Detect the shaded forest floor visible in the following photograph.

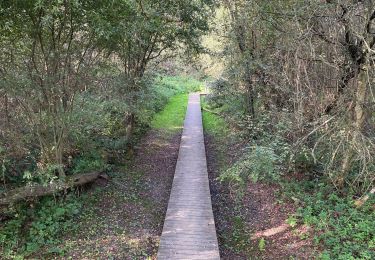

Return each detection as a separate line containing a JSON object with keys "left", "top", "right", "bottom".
{"left": 203, "top": 111, "right": 317, "bottom": 259}
{"left": 54, "top": 130, "right": 181, "bottom": 259}
{"left": 40, "top": 94, "right": 190, "bottom": 259}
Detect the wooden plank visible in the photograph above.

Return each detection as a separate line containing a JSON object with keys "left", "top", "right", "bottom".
{"left": 157, "top": 93, "right": 220, "bottom": 260}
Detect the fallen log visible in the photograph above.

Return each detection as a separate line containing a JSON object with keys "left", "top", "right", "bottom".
{"left": 0, "top": 172, "right": 105, "bottom": 206}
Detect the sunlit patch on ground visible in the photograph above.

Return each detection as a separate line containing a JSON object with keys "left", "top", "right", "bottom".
{"left": 63, "top": 233, "right": 159, "bottom": 259}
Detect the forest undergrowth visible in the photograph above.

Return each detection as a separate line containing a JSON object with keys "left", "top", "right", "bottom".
{"left": 0, "top": 76, "right": 202, "bottom": 259}
{"left": 202, "top": 93, "right": 374, "bottom": 259}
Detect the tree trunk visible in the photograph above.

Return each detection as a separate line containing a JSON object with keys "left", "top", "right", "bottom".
{"left": 354, "top": 66, "right": 368, "bottom": 132}
{"left": 39, "top": 139, "right": 66, "bottom": 178}
{"left": 245, "top": 76, "right": 255, "bottom": 118}
{"left": 55, "top": 143, "right": 65, "bottom": 178}
{"left": 338, "top": 65, "right": 368, "bottom": 188}
{"left": 124, "top": 113, "right": 135, "bottom": 142}
{"left": 55, "top": 127, "right": 66, "bottom": 178}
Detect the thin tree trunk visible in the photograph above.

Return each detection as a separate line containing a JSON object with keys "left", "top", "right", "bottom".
{"left": 245, "top": 76, "right": 255, "bottom": 118}
{"left": 338, "top": 65, "right": 368, "bottom": 188}
{"left": 125, "top": 113, "right": 135, "bottom": 142}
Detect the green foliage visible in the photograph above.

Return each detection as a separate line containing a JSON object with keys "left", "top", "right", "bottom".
{"left": 221, "top": 213, "right": 252, "bottom": 255}
{"left": 207, "top": 74, "right": 375, "bottom": 258}
{"left": 28, "top": 164, "right": 61, "bottom": 184}
{"left": 137, "top": 76, "right": 199, "bottom": 130}
{"left": 258, "top": 238, "right": 266, "bottom": 252}
{"left": 204, "top": 95, "right": 286, "bottom": 192}
{"left": 0, "top": 210, "right": 25, "bottom": 256}
{"left": 220, "top": 145, "right": 281, "bottom": 187}
{"left": 158, "top": 76, "right": 204, "bottom": 93}
{"left": 207, "top": 78, "right": 247, "bottom": 118}
{"left": 201, "top": 100, "right": 229, "bottom": 138}
{"left": 67, "top": 75, "right": 199, "bottom": 169}
{"left": 26, "top": 198, "right": 80, "bottom": 252}
{"left": 69, "top": 88, "right": 130, "bottom": 157}
{"left": 0, "top": 0, "right": 214, "bottom": 181}
{"left": 0, "top": 0, "right": 214, "bottom": 256}
{"left": 0, "top": 196, "right": 81, "bottom": 258}
{"left": 286, "top": 215, "right": 298, "bottom": 228}
{"left": 207, "top": 0, "right": 375, "bottom": 258}
{"left": 293, "top": 145, "right": 316, "bottom": 172}
{"left": 283, "top": 182, "right": 375, "bottom": 259}
{"left": 0, "top": 75, "right": 201, "bottom": 257}
{"left": 150, "top": 75, "right": 203, "bottom": 132}
{"left": 72, "top": 156, "right": 107, "bottom": 174}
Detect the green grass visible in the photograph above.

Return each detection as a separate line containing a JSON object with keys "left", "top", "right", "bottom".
{"left": 151, "top": 94, "right": 189, "bottom": 132}
{"left": 158, "top": 75, "right": 204, "bottom": 93}
{"left": 202, "top": 98, "right": 228, "bottom": 137}
{"left": 151, "top": 76, "right": 205, "bottom": 132}
{"left": 202, "top": 111, "right": 227, "bottom": 136}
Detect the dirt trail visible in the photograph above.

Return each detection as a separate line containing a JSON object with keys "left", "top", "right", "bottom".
{"left": 59, "top": 130, "right": 181, "bottom": 259}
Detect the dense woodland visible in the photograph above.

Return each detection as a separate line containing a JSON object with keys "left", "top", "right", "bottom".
{"left": 0, "top": 0, "right": 212, "bottom": 197}
{"left": 0, "top": 0, "right": 374, "bottom": 259}
{"left": 204, "top": 1, "right": 375, "bottom": 258}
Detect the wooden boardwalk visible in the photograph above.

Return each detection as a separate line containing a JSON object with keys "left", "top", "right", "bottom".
{"left": 157, "top": 94, "right": 220, "bottom": 260}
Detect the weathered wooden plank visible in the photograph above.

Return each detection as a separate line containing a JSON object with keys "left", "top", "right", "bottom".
{"left": 157, "top": 93, "right": 220, "bottom": 260}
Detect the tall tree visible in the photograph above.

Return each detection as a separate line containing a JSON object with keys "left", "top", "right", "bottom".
{"left": 97, "top": 0, "right": 214, "bottom": 139}
{"left": 0, "top": 0, "right": 103, "bottom": 178}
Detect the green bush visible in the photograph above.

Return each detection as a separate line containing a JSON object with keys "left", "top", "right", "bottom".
{"left": 68, "top": 74, "right": 203, "bottom": 162}
{"left": 293, "top": 145, "right": 316, "bottom": 172}
{"left": 220, "top": 145, "right": 281, "bottom": 187}
{"left": 0, "top": 210, "right": 25, "bottom": 256}
{"left": 72, "top": 155, "right": 107, "bottom": 174}
{"left": 26, "top": 198, "right": 80, "bottom": 252}
{"left": 283, "top": 181, "right": 375, "bottom": 259}
{"left": 0, "top": 196, "right": 81, "bottom": 258}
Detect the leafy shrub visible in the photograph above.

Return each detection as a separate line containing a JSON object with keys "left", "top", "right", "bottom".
{"left": 220, "top": 145, "right": 281, "bottom": 188}
{"left": 72, "top": 155, "right": 107, "bottom": 174}
{"left": 0, "top": 209, "right": 25, "bottom": 256}
{"left": 284, "top": 181, "right": 375, "bottom": 259}
{"left": 22, "top": 164, "right": 61, "bottom": 184}
{"left": 0, "top": 196, "right": 81, "bottom": 257}
{"left": 293, "top": 145, "right": 316, "bottom": 172}
{"left": 68, "top": 74, "right": 203, "bottom": 164}
{"left": 26, "top": 197, "right": 80, "bottom": 252}
{"left": 201, "top": 108, "right": 229, "bottom": 138}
